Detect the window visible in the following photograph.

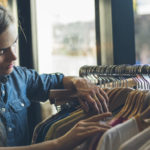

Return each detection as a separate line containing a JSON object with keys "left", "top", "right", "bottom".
{"left": 134, "top": 0, "right": 150, "bottom": 64}
{"left": 35, "top": 0, "right": 96, "bottom": 75}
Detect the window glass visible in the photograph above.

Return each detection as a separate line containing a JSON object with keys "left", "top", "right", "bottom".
{"left": 36, "top": 0, "right": 96, "bottom": 75}
{"left": 134, "top": 0, "right": 150, "bottom": 64}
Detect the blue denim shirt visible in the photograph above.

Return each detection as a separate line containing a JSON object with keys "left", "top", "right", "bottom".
{"left": 0, "top": 66, "right": 64, "bottom": 146}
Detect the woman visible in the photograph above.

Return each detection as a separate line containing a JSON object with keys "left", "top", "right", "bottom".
{"left": 0, "top": 5, "right": 111, "bottom": 149}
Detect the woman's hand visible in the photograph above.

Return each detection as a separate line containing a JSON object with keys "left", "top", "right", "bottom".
{"left": 57, "top": 112, "right": 112, "bottom": 150}
{"left": 63, "top": 76, "right": 109, "bottom": 114}
{"left": 72, "top": 77, "right": 109, "bottom": 114}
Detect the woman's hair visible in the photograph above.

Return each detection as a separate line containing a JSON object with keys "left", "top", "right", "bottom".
{"left": 0, "top": 5, "right": 14, "bottom": 34}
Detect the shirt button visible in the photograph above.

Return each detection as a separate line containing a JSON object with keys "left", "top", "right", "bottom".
{"left": 8, "top": 127, "right": 12, "bottom": 132}
{"left": 1, "top": 108, "right": 5, "bottom": 112}
{"left": 20, "top": 102, "right": 24, "bottom": 107}
{"left": 2, "top": 90, "right": 5, "bottom": 95}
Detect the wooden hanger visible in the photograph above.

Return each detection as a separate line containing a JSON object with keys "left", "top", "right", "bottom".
{"left": 140, "top": 92, "right": 150, "bottom": 113}
{"left": 127, "top": 91, "right": 144, "bottom": 119}
{"left": 109, "top": 88, "right": 133, "bottom": 112}
{"left": 135, "top": 105, "right": 150, "bottom": 131}
{"left": 121, "top": 90, "right": 139, "bottom": 118}
{"left": 131, "top": 91, "right": 149, "bottom": 118}
{"left": 49, "top": 89, "right": 78, "bottom": 105}
{"left": 113, "top": 91, "right": 135, "bottom": 119}
{"left": 100, "top": 78, "right": 137, "bottom": 89}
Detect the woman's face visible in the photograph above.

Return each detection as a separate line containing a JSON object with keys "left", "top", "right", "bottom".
{"left": 0, "top": 23, "right": 17, "bottom": 75}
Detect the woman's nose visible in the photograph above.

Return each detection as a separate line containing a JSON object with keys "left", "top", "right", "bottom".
{"left": 7, "top": 46, "right": 17, "bottom": 61}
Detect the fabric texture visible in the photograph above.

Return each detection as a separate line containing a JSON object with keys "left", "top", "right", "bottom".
{"left": 108, "top": 117, "right": 127, "bottom": 127}
{"left": 32, "top": 112, "right": 69, "bottom": 144}
{"left": 37, "top": 113, "right": 70, "bottom": 143}
{"left": 45, "top": 110, "right": 85, "bottom": 141}
{"left": 96, "top": 118, "right": 139, "bottom": 150}
{"left": 135, "top": 115, "right": 150, "bottom": 132}
{"left": 53, "top": 111, "right": 92, "bottom": 139}
{"left": 32, "top": 103, "right": 80, "bottom": 144}
{"left": 138, "top": 139, "right": 150, "bottom": 150}
{"left": 0, "top": 117, "right": 6, "bottom": 146}
{"left": 0, "top": 66, "right": 64, "bottom": 146}
{"left": 119, "top": 127, "right": 150, "bottom": 150}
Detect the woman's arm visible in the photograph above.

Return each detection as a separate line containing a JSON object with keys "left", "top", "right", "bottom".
{"left": 0, "top": 139, "right": 60, "bottom": 150}
{"left": 0, "top": 112, "right": 111, "bottom": 150}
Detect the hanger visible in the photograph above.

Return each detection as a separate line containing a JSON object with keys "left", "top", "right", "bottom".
{"left": 127, "top": 91, "right": 144, "bottom": 119}
{"left": 140, "top": 92, "right": 150, "bottom": 113}
{"left": 136, "top": 90, "right": 149, "bottom": 115}
{"left": 121, "top": 90, "right": 139, "bottom": 119}
{"left": 49, "top": 89, "right": 78, "bottom": 105}
{"left": 113, "top": 90, "right": 136, "bottom": 119}
{"left": 109, "top": 88, "right": 133, "bottom": 112}
{"left": 107, "top": 88, "right": 122, "bottom": 102}
{"left": 141, "top": 75, "right": 150, "bottom": 90}
{"left": 135, "top": 105, "right": 150, "bottom": 131}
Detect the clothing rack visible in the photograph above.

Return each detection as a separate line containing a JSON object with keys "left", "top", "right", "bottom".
{"left": 49, "top": 64, "right": 150, "bottom": 105}
{"left": 41, "top": 65, "right": 150, "bottom": 150}
{"left": 79, "top": 64, "right": 150, "bottom": 89}
{"left": 79, "top": 64, "right": 150, "bottom": 77}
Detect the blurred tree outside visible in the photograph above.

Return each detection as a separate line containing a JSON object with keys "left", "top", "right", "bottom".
{"left": 52, "top": 21, "right": 95, "bottom": 56}
{"left": 134, "top": 0, "right": 150, "bottom": 64}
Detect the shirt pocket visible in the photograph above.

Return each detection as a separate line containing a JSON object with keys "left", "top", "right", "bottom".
{"left": 9, "top": 96, "right": 31, "bottom": 113}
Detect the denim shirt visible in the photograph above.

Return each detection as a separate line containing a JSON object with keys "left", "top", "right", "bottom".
{"left": 0, "top": 66, "right": 64, "bottom": 146}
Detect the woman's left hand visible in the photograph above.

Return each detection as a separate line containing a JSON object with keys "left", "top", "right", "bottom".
{"left": 57, "top": 112, "right": 112, "bottom": 150}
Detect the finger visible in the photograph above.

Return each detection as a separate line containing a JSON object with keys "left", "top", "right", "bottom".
{"left": 78, "top": 126, "right": 109, "bottom": 133}
{"left": 78, "top": 127, "right": 108, "bottom": 137}
{"left": 84, "top": 112, "right": 112, "bottom": 122}
{"left": 99, "top": 88, "right": 109, "bottom": 104}
{"left": 78, "top": 98, "right": 89, "bottom": 113}
{"left": 96, "top": 92, "right": 109, "bottom": 112}
{"left": 78, "top": 121, "right": 111, "bottom": 128}
{"left": 92, "top": 95, "right": 104, "bottom": 113}
{"left": 84, "top": 95, "right": 100, "bottom": 114}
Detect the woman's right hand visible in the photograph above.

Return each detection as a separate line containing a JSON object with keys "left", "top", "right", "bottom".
{"left": 57, "top": 112, "right": 112, "bottom": 150}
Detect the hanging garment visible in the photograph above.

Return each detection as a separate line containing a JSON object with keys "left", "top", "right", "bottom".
{"left": 73, "top": 133, "right": 103, "bottom": 150}
{"left": 109, "top": 90, "right": 148, "bottom": 127}
{"left": 0, "top": 118, "right": 6, "bottom": 146}
{"left": 134, "top": 114, "right": 150, "bottom": 132}
{"left": 119, "top": 127, "right": 150, "bottom": 150}
{"left": 96, "top": 118, "right": 139, "bottom": 150}
{"left": 141, "top": 92, "right": 150, "bottom": 112}
{"left": 53, "top": 112, "right": 92, "bottom": 139}
{"left": 45, "top": 109, "right": 88, "bottom": 141}
{"left": 36, "top": 113, "right": 70, "bottom": 143}
{"left": 108, "top": 88, "right": 133, "bottom": 112}
{"left": 138, "top": 140, "right": 150, "bottom": 150}
{"left": 32, "top": 105, "right": 78, "bottom": 144}
{"left": 88, "top": 132, "right": 103, "bottom": 150}
{"left": 73, "top": 122, "right": 108, "bottom": 150}
{"left": 32, "top": 110, "right": 69, "bottom": 144}
{"left": 108, "top": 117, "right": 127, "bottom": 127}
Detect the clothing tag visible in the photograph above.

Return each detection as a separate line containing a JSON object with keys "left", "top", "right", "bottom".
{"left": 100, "top": 116, "right": 113, "bottom": 122}
{"left": 144, "top": 119, "right": 150, "bottom": 124}
{"left": 99, "top": 120, "right": 108, "bottom": 126}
